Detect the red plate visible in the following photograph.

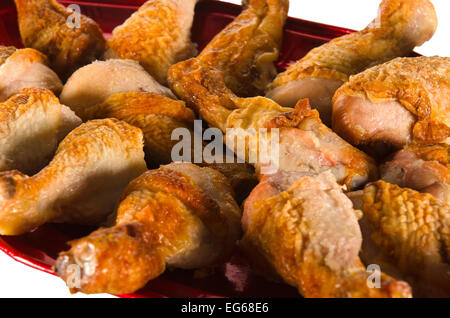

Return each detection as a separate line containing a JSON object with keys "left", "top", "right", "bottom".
{"left": 0, "top": 0, "right": 353, "bottom": 298}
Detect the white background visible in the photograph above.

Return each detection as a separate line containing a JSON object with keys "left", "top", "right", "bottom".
{"left": 0, "top": 0, "right": 449, "bottom": 298}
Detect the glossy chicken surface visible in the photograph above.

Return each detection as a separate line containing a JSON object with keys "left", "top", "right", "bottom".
{"left": 241, "top": 172, "right": 411, "bottom": 298}
{"left": 79, "top": 92, "right": 195, "bottom": 166}
{"left": 381, "top": 144, "right": 450, "bottom": 204}
{"left": 170, "top": 55, "right": 377, "bottom": 189}
{"left": 359, "top": 181, "right": 450, "bottom": 297}
{"left": 199, "top": 0, "right": 289, "bottom": 97}
{"left": 0, "top": 88, "right": 81, "bottom": 175}
{"left": 80, "top": 91, "right": 257, "bottom": 202}
{"left": 55, "top": 163, "right": 241, "bottom": 294}
{"left": 169, "top": 0, "right": 289, "bottom": 114}
{"left": 333, "top": 56, "right": 450, "bottom": 153}
{"left": 0, "top": 119, "right": 147, "bottom": 236}
{"left": 0, "top": 47, "right": 62, "bottom": 102}
{"left": 168, "top": 0, "right": 289, "bottom": 128}
{"left": 14, "top": 0, "right": 106, "bottom": 79}
{"left": 60, "top": 59, "right": 174, "bottom": 115}
{"left": 266, "top": 0, "right": 437, "bottom": 126}
{"left": 105, "top": 0, "right": 199, "bottom": 85}
{"left": 168, "top": 0, "right": 377, "bottom": 191}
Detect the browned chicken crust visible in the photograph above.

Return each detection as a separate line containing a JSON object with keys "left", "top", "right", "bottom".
{"left": 269, "top": 0, "right": 436, "bottom": 85}
{"left": 361, "top": 181, "right": 450, "bottom": 297}
{"left": 403, "top": 144, "right": 450, "bottom": 167}
{"left": 80, "top": 91, "right": 258, "bottom": 202}
{"left": 15, "top": 0, "right": 106, "bottom": 79}
{"left": 169, "top": 57, "right": 235, "bottom": 132}
{"left": 333, "top": 56, "right": 450, "bottom": 147}
{"left": 266, "top": 0, "right": 437, "bottom": 125}
{"left": 198, "top": 0, "right": 289, "bottom": 97}
{"left": 169, "top": 0, "right": 377, "bottom": 190}
{"left": 168, "top": 0, "right": 289, "bottom": 118}
{"left": 55, "top": 163, "right": 241, "bottom": 294}
{"left": 198, "top": 162, "right": 258, "bottom": 204}
{"left": 170, "top": 59, "right": 377, "bottom": 188}
{"left": 0, "top": 88, "right": 80, "bottom": 175}
{"left": 171, "top": 1, "right": 413, "bottom": 298}
{"left": 168, "top": 0, "right": 289, "bottom": 128}
{"left": 0, "top": 119, "right": 147, "bottom": 236}
{"left": 0, "top": 46, "right": 16, "bottom": 66}
{"left": 0, "top": 48, "right": 63, "bottom": 102}
{"left": 241, "top": 172, "right": 412, "bottom": 298}
{"left": 105, "top": 0, "right": 199, "bottom": 85}
{"left": 79, "top": 92, "right": 195, "bottom": 166}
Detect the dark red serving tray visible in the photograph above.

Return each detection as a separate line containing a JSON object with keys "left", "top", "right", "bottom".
{"left": 0, "top": 0, "right": 353, "bottom": 298}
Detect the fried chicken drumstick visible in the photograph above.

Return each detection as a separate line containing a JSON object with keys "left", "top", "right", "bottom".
{"left": 266, "top": 0, "right": 437, "bottom": 125}
{"left": 0, "top": 119, "right": 147, "bottom": 235}
{"left": 79, "top": 92, "right": 195, "bottom": 166}
{"left": 55, "top": 163, "right": 241, "bottom": 295}
{"left": 105, "top": 0, "right": 199, "bottom": 85}
{"left": 198, "top": 0, "right": 289, "bottom": 97}
{"left": 333, "top": 56, "right": 450, "bottom": 154}
{"left": 0, "top": 47, "right": 62, "bottom": 102}
{"left": 241, "top": 172, "right": 412, "bottom": 298}
{"left": 14, "top": 0, "right": 106, "bottom": 79}
{"left": 354, "top": 181, "right": 450, "bottom": 297}
{"left": 169, "top": 0, "right": 289, "bottom": 129}
{"left": 0, "top": 88, "right": 80, "bottom": 175}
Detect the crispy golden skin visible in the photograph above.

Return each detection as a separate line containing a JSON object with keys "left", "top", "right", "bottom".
{"left": 240, "top": 172, "right": 412, "bottom": 298}
{"left": 55, "top": 163, "right": 241, "bottom": 295}
{"left": 170, "top": 61, "right": 377, "bottom": 189}
{"left": 79, "top": 92, "right": 195, "bottom": 166}
{"left": 169, "top": 1, "right": 376, "bottom": 190}
{"left": 168, "top": 0, "right": 289, "bottom": 127}
{"left": 105, "top": 0, "right": 199, "bottom": 85}
{"left": 333, "top": 57, "right": 450, "bottom": 148}
{"left": 169, "top": 57, "right": 235, "bottom": 132}
{"left": 266, "top": 0, "right": 437, "bottom": 124}
{"left": 0, "top": 88, "right": 81, "bottom": 175}
{"left": 0, "top": 48, "right": 62, "bottom": 102}
{"left": 14, "top": 0, "right": 106, "bottom": 79}
{"left": 406, "top": 144, "right": 450, "bottom": 167}
{"left": 270, "top": 0, "right": 437, "bottom": 84}
{"left": 79, "top": 92, "right": 257, "bottom": 202}
{"left": 0, "top": 46, "right": 16, "bottom": 66}
{"left": 168, "top": 0, "right": 289, "bottom": 117}
{"left": 361, "top": 181, "right": 450, "bottom": 297}
{"left": 198, "top": 0, "right": 289, "bottom": 97}
{"left": 0, "top": 119, "right": 147, "bottom": 236}
{"left": 381, "top": 144, "right": 450, "bottom": 204}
